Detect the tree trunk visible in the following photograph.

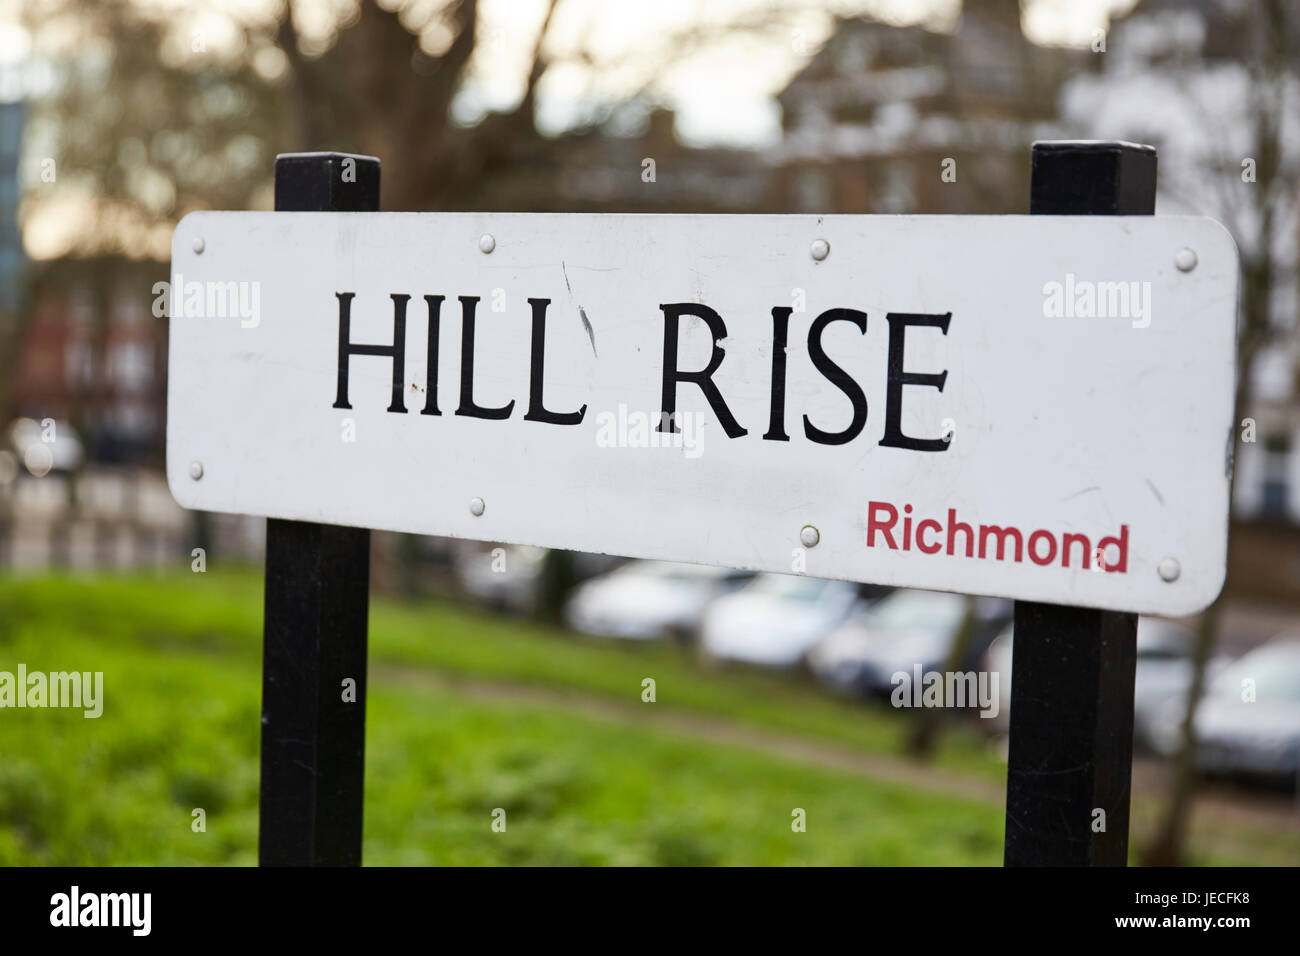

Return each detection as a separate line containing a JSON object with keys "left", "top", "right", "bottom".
{"left": 906, "top": 594, "right": 978, "bottom": 758}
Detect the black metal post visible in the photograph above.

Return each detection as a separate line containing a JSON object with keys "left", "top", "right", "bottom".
{"left": 1003, "top": 141, "right": 1153, "bottom": 866}
{"left": 259, "top": 152, "right": 379, "bottom": 866}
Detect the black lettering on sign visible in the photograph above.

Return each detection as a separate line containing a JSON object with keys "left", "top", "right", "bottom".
{"left": 523, "top": 297, "right": 586, "bottom": 425}
{"left": 421, "top": 295, "right": 444, "bottom": 416}
{"left": 333, "top": 291, "right": 408, "bottom": 414}
{"left": 455, "top": 295, "right": 515, "bottom": 421}
{"left": 329, "top": 292, "right": 954, "bottom": 451}
{"left": 763, "top": 306, "right": 792, "bottom": 442}
{"left": 879, "top": 311, "right": 952, "bottom": 452}
{"left": 803, "top": 308, "right": 868, "bottom": 446}
{"left": 657, "top": 303, "right": 747, "bottom": 439}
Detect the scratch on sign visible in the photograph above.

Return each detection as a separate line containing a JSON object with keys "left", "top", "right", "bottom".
{"left": 561, "top": 261, "right": 598, "bottom": 357}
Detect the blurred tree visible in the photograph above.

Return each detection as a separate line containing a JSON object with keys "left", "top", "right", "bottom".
{"left": 906, "top": 594, "right": 978, "bottom": 758}
{"left": 20, "top": 0, "right": 288, "bottom": 248}
{"left": 17, "top": 0, "right": 823, "bottom": 225}
{"left": 273, "top": 0, "right": 561, "bottom": 212}
{"left": 535, "top": 548, "right": 577, "bottom": 625}
{"left": 5, "top": 0, "right": 289, "bottom": 452}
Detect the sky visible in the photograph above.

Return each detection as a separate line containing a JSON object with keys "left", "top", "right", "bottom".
{"left": 0, "top": 0, "right": 1138, "bottom": 146}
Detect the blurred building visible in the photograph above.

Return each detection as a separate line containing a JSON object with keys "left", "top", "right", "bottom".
{"left": 0, "top": 95, "right": 27, "bottom": 434}
{"left": 464, "top": 1, "right": 1087, "bottom": 219}
{"left": 555, "top": 108, "right": 769, "bottom": 212}
{"left": 0, "top": 99, "right": 23, "bottom": 313}
{"left": 451, "top": 106, "right": 771, "bottom": 214}
{"left": 8, "top": 256, "right": 168, "bottom": 466}
{"left": 770, "top": 0, "right": 1088, "bottom": 215}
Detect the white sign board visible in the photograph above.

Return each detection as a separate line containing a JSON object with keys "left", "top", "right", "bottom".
{"left": 167, "top": 213, "right": 1237, "bottom": 615}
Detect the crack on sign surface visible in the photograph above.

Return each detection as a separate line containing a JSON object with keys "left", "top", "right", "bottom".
{"left": 1145, "top": 478, "right": 1164, "bottom": 506}
{"left": 578, "top": 306, "right": 596, "bottom": 356}
{"left": 1061, "top": 485, "right": 1100, "bottom": 502}
{"left": 561, "top": 260, "right": 598, "bottom": 357}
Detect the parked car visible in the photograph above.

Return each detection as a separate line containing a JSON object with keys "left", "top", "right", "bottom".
{"left": 1130, "top": 620, "right": 1230, "bottom": 752}
{"left": 6, "top": 417, "right": 84, "bottom": 477}
{"left": 565, "top": 560, "right": 754, "bottom": 640}
{"left": 808, "top": 589, "right": 1011, "bottom": 698}
{"left": 983, "top": 617, "right": 1230, "bottom": 741}
{"left": 1148, "top": 637, "right": 1300, "bottom": 786}
{"left": 456, "top": 544, "right": 624, "bottom": 614}
{"left": 455, "top": 543, "right": 551, "bottom": 613}
{"left": 699, "top": 574, "right": 867, "bottom": 667}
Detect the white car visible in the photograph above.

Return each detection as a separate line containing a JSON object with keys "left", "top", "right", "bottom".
{"left": 7, "top": 417, "right": 84, "bottom": 476}
{"left": 808, "top": 590, "right": 1010, "bottom": 697}
{"left": 454, "top": 543, "right": 550, "bottom": 613}
{"left": 1148, "top": 637, "right": 1300, "bottom": 783}
{"left": 700, "top": 574, "right": 863, "bottom": 667}
{"left": 565, "top": 561, "right": 753, "bottom": 640}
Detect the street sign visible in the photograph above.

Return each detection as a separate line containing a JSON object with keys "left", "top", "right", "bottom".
{"left": 167, "top": 211, "right": 1237, "bottom": 616}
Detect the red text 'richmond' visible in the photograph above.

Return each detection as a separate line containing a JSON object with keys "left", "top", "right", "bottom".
{"left": 866, "top": 501, "right": 1128, "bottom": 572}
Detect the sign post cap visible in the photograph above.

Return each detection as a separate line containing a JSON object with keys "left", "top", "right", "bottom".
{"left": 1029, "top": 140, "right": 1157, "bottom": 216}
{"left": 274, "top": 152, "right": 381, "bottom": 212}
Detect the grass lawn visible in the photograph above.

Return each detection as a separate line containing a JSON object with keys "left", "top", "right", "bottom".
{"left": 0, "top": 570, "right": 1293, "bottom": 865}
